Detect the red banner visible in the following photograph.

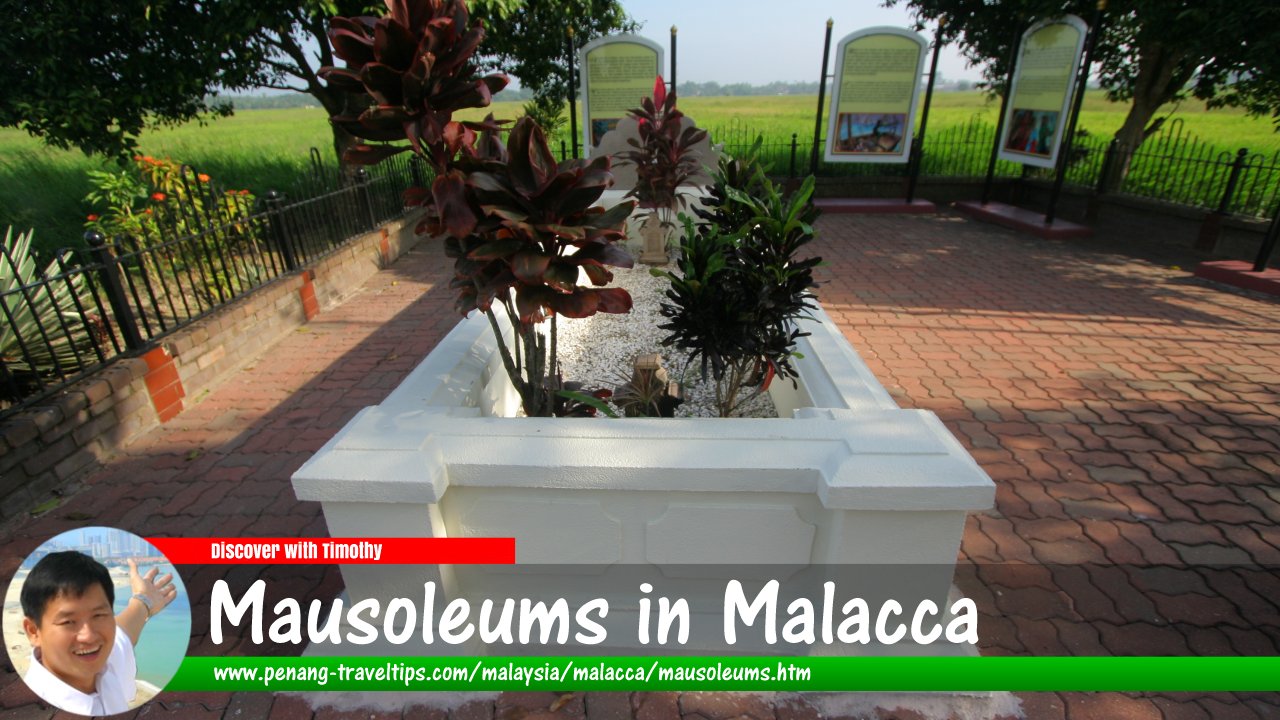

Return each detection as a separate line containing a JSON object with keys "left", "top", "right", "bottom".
{"left": 147, "top": 537, "right": 515, "bottom": 564}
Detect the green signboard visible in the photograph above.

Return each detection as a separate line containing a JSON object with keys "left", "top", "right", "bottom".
{"left": 998, "top": 16, "right": 1088, "bottom": 169}
{"left": 825, "top": 27, "right": 927, "bottom": 164}
{"left": 580, "top": 35, "right": 663, "bottom": 155}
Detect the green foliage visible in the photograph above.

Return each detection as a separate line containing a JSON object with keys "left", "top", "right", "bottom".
{"left": 471, "top": 0, "right": 638, "bottom": 103}
{"left": 0, "top": 227, "right": 98, "bottom": 378}
{"left": 521, "top": 94, "right": 568, "bottom": 138}
{"left": 654, "top": 145, "right": 821, "bottom": 417}
{"left": 0, "top": 0, "right": 301, "bottom": 159}
{"left": 82, "top": 155, "right": 262, "bottom": 308}
{"left": 84, "top": 156, "right": 256, "bottom": 244}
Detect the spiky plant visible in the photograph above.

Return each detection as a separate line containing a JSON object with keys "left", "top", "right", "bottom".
{"left": 0, "top": 227, "right": 99, "bottom": 378}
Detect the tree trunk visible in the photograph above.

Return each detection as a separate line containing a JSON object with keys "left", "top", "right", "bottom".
{"left": 1100, "top": 41, "right": 1190, "bottom": 193}
{"left": 306, "top": 85, "right": 363, "bottom": 175}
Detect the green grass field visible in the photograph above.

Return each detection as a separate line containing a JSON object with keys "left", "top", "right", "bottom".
{"left": 4, "top": 91, "right": 1278, "bottom": 255}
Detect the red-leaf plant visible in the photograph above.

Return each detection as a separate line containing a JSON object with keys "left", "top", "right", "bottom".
{"left": 445, "top": 117, "right": 637, "bottom": 417}
{"left": 320, "top": 0, "right": 636, "bottom": 417}
{"left": 617, "top": 76, "right": 708, "bottom": 221}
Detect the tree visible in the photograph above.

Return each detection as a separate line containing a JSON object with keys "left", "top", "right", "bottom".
{"left": 1, "top": 0, "right": 632, "bottom": 163}
{"left": 471, "top": 0, "right": 639, "bottom": 109}
{"left": 891, "top": 0, "right": 1280, "bottom": 182}
{"left": 0, "top": 0, "right": 295, "bottom": 159}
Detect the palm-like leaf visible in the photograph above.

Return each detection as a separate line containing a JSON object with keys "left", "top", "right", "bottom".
{"left": 1, "top": 228, "right": 98, "bottom": 375}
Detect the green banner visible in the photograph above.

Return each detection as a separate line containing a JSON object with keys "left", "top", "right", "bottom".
{"left": 166, "top": 656, "right": 1280, "bottom": 692}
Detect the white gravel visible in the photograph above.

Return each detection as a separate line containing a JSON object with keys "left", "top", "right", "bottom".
{"left": 554, "top": 264, "right": 777, "bottom": 419}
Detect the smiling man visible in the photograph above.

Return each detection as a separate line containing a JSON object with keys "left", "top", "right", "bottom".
{"left": 20, "top": 551, "right": 177, "bottom": 715}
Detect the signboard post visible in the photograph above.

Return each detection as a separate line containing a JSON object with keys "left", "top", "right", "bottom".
{"left": 996, "top": 16, "right": 1088, "bottom": 170}
{"left": 906, "top": 20, "right": 947, "bottom": 203}
{"left": 824, "top": 27, "right": 928, "bottom": 165}
{"left": 579, "top": 35, "right": 663, "bottom": 157}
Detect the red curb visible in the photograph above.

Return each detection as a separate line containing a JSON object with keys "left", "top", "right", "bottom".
{"left": 1194, "top": 259, "right": 1280, "bottom": 297}
{"left": 954, "top": 200, "right": 1093, "bottom": 239}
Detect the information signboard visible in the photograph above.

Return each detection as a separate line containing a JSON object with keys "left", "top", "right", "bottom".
{"left": 580, "top": 35, "right": 663, "bottom": 156}
{"left": 997, "top": 16, "right": 1088, "bottom": 170}
{"left": 824, "top": 27, "right": 927, "bottom": 164}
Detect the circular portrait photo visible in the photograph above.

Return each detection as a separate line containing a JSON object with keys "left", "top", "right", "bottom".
{"left": 3, "top": 527, "right": 190, "bottom": 716}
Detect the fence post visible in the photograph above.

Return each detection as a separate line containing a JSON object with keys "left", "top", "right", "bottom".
{"left": 85, "top": 231, "right": 145, "bottom": 352}
{"left": 356, "top": 168, "right": 377, "bottom": 229}
{"left": 410, "top": 155, "right": 425, "bottom": 188}
{"left": 264, "top": 190, "right": 298, "bottom": 272}
{"left": 790, "top": 134, "right": 798, "bottom": 180}
{"left": 1087, "top": 138, "right": 1120, "bottom": 223}
{"left": 1217, "top": 148, "right": 1250, "bottom": 215}
{"left": 1198, "top": 148, "right": 1249, "bottom": 251}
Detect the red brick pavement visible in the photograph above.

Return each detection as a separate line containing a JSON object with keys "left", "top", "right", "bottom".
{"left": 2, "top": 214, "right": 1278, "bottom": 719}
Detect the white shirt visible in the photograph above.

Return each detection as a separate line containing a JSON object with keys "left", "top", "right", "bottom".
{"left": 24, "top": 627, "right": 137, "bottom": 716}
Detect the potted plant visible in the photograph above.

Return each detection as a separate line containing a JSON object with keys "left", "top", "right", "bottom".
{"left": 616, "top": 77, "right": 707, "bottom": 265}
{"left": 319, "top": 0, "right": 636, "bottom": 417}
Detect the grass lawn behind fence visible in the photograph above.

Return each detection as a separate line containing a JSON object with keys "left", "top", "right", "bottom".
{"left": 3, "top": 91, "right": 1278, "bottom": 255}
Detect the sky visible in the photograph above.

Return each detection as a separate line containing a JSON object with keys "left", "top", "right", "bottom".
{"left": 618, "top": 0, "right": 985, "bottom": 85}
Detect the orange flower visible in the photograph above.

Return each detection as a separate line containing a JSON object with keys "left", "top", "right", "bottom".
{"left": 198, "top": 173, "right": 211, "bottom": 183}
{"left": 151, "top": 192, "right": 166, "bottom": 202}
{"left": 132, "top": 155, "right": 143, "bottom": 162}
{"left": 237, "top": 189, "right": 250, "bottom": 196}
{"left": 143, "top": 209, "right": 153, "bottom": 215}
{"left": 86, "top": 214, "right": 100, "bottom": 222}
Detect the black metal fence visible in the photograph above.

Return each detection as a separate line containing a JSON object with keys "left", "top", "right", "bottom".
{"left": 0, "top": 151, "right": 421, "bottom": 417}
{"left": 700, "top": 117, "right": 1280, "bottom": 221}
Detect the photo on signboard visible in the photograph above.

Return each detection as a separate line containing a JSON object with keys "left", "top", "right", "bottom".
{"left": 591, "top": 118, "right": 621, "bottom": 147}
{"left": 1004, "top": 109, "right": 1059, "bottom": 158}
{"left": 834, "top": 113, "right": 907, "bottom": 155}
{"left": 5, "top": 527, "right": 189, "bottom": 715}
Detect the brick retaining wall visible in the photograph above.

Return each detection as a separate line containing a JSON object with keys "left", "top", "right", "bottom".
{"left": 0, "top": 212, "right": 423, "bottom": 520}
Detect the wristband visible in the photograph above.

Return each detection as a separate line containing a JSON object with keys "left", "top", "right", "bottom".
{"left": 131, "top": 593, "right": 154, "bottom": 618}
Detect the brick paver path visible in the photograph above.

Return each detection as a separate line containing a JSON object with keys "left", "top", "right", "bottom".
{"left": 2, "top": 213, "right": 1278, "bottom": 719}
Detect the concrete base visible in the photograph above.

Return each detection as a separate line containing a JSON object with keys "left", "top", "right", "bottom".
{"left": 816, "top": 198, "right": 937, "bottom": 214}
{"left": 954, "top": 201, "right": 1093, "bottom": 239}
{"left": 1194, "top": 260, "right": 1280, "bottom": 297}
{"left": 293, "top": 303, "right": 994, "bottom": 657}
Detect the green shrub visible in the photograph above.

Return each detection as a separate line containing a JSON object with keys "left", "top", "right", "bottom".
{"left": 654, "top": 141, "right": 822, "bottom": 417}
